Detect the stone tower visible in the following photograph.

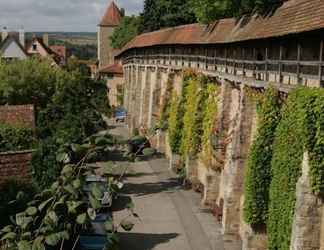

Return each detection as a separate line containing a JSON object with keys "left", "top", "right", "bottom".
{"left": 98, "top": 1, "right": 122, "bottom": 68}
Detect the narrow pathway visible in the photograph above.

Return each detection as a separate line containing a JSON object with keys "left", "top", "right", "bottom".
{"left": 109, "top": 123, "right": 240, "bottom": 250}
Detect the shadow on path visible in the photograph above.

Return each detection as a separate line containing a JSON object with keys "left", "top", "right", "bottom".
{"left": 118, "top": 232, "right": 180, "bottom": 250}
{"left": 121, "top": 178, "right": 182, "bottom": 197}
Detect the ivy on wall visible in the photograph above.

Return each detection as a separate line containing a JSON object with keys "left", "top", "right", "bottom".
{"left": 167, "top": 91, "right": 183, "bottom": 153}
{"left": 267, "top": 89, "right": 305, "bottom": 250}
{"left": 200, "top": 84, "right": 219, "bottom": 165}
{"left": 180, "top": 77, "right": 202, "bottom": 158}
{"left": 159, "top": 78, "right": 174, "bottom": 130}
{"left": 243, "top": 87, "right": 282, "bottom": 226}
{"left": 264, "top": 87, "right": 324, "bottom": 250}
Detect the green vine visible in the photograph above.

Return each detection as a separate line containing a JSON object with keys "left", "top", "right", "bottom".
{"left": 167, "top": 91, "right": 182, "bottom": 154}
{"left": 200, "top": 84, "right": 219, "bottom": 164}
{"left": 243, "top": 87, "right": 282, "bottom": 226}
{"left": 180, "top": 77, "right": 202, "bottom": 158}
{"left": 159, "top": 78, "right": 173, "bottom": 130}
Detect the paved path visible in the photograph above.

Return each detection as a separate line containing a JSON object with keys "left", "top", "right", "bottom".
{"left": 109, "top": 123, "right": 240, "bottom": 250}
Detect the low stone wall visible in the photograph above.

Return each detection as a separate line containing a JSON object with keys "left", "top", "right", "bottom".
{"left": 0, "top": 150, "right": 33, "bottom": 186}
{"left": 0, "top": 105, "right": 35, "bottom": 128}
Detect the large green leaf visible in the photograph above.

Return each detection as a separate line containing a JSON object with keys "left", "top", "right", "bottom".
{"left": 64, "top": 184, "right": 77, "bottom": 197}
{"left": 67, "top": 201, "right": 84, "bottom": 214}
{"left": 61, "top": 164, "right": 73, "bottom": 175}
{"left": 87, "top": 208, "right": 96, "bottom": 220}
{"left": 1, "top": 232, "right": 16, "bottom": 241}
{"left": 76, "top": 213, "right": 87, "bottom": 225}
{"left": 56, "top": 152, "right": 70, "bottom": 164}
{"left": 72, "top": 179, "right": 81, "bottom": 189}
{"left": 32, "top": 236, "right": 45, "bottom": 250}
{"left": 91, "top": 184, "right": 103, "bottom": 199}
{"left": 120, "top": 220, "right": 135, "bottom": 232}
{"left": 18, "top": 240, "right": 32, "bottom": 250}
{"left": 38, "top": 198, "right": 54, "bottom": 211}
{"left": 26, "top": 207, "right": 38, "bottom": 216}
{"left": 48, "top": 211, "right": 58, "bottom": 224}
{"left": 1, "top": 225, "right": 13, "bottom": 233}
{"left": 45, "top": 233, "right": 61, "bottom": 246}
{"left": 104, "top": 220, "right": 114, "bottom": 232}
{"left": 89, "top": 194, "right": 101, "bottom": 210}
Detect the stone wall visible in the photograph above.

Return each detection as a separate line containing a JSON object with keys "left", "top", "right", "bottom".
{"left": 122, "top": 64, "right": 324, "bottom": 249}
{"left": 0, "top": 151, "right": 32, "bottom": 185}
{"left": 0, "top": 105, "right": 35, "bottom": 128}
{"left": 98, "top": 26, "right": 115, "bottom": 67}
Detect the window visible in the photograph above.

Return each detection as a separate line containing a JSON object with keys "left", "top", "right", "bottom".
{"left": 32, "top": 43, "right": 37, "bottom": 51}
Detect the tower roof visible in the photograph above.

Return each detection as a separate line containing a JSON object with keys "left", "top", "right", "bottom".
{"left": 99, "top": 1, "right": 122, "bottom": 27}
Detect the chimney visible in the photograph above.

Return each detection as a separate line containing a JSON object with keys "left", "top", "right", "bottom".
{"left": 19, "top": 27, "right": 25, "bottom": 48}
{"left": 2, "top": 27, "right": 8, "bottom": 41}
{"left": 43, "top": 33, "right": 49, "bottom": 47}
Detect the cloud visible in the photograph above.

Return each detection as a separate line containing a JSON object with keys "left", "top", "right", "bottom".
{"left": 0, "top": 0, "right": 143, "bottom": 32}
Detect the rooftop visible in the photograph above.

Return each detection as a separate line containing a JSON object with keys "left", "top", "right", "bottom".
{"left": 118, "top": 0, "right": 324, "bottom": 56}
{"left": 99, "top": 1, "right": 122, "bottom": 27}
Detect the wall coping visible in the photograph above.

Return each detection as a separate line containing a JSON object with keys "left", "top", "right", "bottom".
{"left": 0, "top": 150, "right": 35, "bottom": 156}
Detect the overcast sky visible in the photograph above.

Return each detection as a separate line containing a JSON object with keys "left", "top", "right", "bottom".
{"left": 0, "top": 0, "right": 143, "bottom": 32}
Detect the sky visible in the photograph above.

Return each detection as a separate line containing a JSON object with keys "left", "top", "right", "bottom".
{"left": 0, "top": 0, "right": 143, "bottom": 32}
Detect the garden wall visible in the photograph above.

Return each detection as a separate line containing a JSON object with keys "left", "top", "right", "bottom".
{"left": 0, "top": 104, "right": 35, "bottom": 186}
{"left": 0, "top": 104, "right": 35, "bottom": 128}
{"left": 0, "top": 150, "right": 33, "bottom": 185}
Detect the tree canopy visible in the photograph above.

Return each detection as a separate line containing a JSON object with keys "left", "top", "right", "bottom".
{"left": 138, "top": 0, "right": 196, "bottom": 33}
{"left": 110, "top": 16, "right": 141, "bottom": 49}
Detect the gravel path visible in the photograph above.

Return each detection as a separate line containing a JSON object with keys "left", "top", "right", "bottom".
{"left": 108, "top": 122, "right": 241, "bottom": 250}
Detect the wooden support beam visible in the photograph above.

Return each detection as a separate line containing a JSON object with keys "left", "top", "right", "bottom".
{"left": 297, "top": 43, "right": 301, "bottom": 85}
{"left": 253, "top": 47, "right": 256, "bottom": 78}
{"left": 242, "top": 47, "right": 245, "bottom": 76}
{"left": 225, "top": 47, "right": 228, "bottom": 73}
{"left": 265, "top": 47, "right": 269, "bottom": 81}
{"left": 319, "top": 40, "right": 323, "bottom": 87}
{"left": 279, "top": 44, "right": 283, "bottom": 83}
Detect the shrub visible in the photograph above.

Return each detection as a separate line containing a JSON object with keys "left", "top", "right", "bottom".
{"left": 243, "top": 87, "right": 282, "bottom": 226}
{"left": 0, "top": 180, "right": 36, "bottom": 228}
{"left": 0, "top": 124, "right": 35, "bottom": 152}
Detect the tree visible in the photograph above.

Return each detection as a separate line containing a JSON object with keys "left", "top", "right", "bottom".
{"left": 190, "top": 0, "right": 283, "bottom": 24}
{"left": 110, "top": 16, "right": 141, "bottom": 49}
{"left": 138, "top": 0, "right": 196, "bottom": 33}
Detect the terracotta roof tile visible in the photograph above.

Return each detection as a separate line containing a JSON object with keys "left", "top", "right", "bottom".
{"left": 99, "top": 1, "right": 122, "bottom": 27}
{"left": 118, "top": 0, "right": 324, "bottom": 56}
{"left": 99, "top": 63, "right": 123, "bottom": 74}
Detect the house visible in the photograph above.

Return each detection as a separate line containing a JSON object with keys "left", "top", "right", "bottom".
{"left": 26, "top": 35, "right": 66, "bottom": 66}
{"left": 0, "top": 28, "right": 28, "bottom": 61}
{"left": 97, "top": 1, "right": 124, "bottom": 107}
{"left": 0, "top": 28, "right": 67, "bottom": 66}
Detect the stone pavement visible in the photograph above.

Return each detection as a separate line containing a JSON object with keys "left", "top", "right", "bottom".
{"left": 109, "top": 122, "right": 240, "bottom": 250}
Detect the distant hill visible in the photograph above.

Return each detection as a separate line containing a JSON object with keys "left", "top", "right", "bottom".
{"left": 26, "top": 32, "right": 97, "bottom": 60}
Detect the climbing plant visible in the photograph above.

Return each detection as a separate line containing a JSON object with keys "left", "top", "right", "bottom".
{"left": 200, "top": 84, "right": 219, "bottom": 165}
{"left": 180, "top": 77, "right": 202, "bottom": 158}
{"left": 243, "top": 87, "right": 282, "bottom": 226}
{"left": 167, "top": 91, "right": 182, "bottom": 153}
{"left": 167, "top": 72, "right": 192, "bottom": 154}
{"left": 267, "top": 87, "right": 324, "bottom": 249}
{"left": 159, "top": 78, "right": 174, "bottom": 130}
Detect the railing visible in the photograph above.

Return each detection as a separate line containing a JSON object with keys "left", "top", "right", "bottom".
{"left": 122, "top": 53, "right": 324, "bottom": 87}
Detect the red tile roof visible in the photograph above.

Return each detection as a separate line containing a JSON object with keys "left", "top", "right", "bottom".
{"left": 50, "top": 45, "right": 66, "bottom": 59}
{"left": 99, "top": 63, "right": 123, "bottom": 75}
{"left": 118, "top": 0, "right": 324, "bottom": 56}
{"left": 99, "top": 1, "right": 122, "bottom": 27}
